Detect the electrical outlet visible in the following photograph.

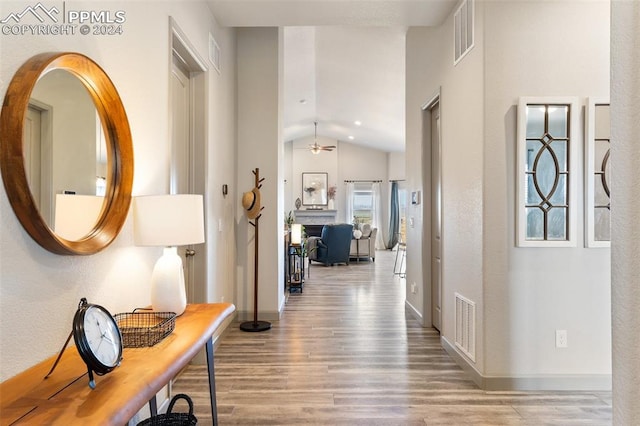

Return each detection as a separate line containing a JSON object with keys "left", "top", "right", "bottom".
{"left": 411, "top": 282, "right": 417, "bottom": 294}
{"left": 555, "top": 330, "right": 568, "bottom": 348}
{"left": 221, "top": 296, "right": 225, "bottom": 303}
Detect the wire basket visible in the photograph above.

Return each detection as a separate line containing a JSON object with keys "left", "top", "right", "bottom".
{"left": 137, "top": 394, "right": 197, "bottom": 425}
{"left": 114, "top": 309, "right": 176, "bottom": 348}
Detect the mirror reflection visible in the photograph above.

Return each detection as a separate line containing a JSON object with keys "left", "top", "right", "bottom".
{"left": 26, "top": 69, "right": 106, "bottom": 239}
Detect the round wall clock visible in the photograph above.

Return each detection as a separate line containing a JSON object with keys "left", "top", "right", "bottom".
{"left": 73, "top": 298, "right": 123, "bottom": 389}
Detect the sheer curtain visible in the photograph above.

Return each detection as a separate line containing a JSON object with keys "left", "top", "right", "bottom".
{"left": 387, "top": 181, "right": 399, "bottom": 249}
{"left": 371, "top": 182, "right": 385, "bottom": 249}
{"left": 345, "top": 182, "right": 355, "bottom": 226}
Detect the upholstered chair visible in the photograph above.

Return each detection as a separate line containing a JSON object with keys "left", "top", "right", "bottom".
{"left": 306, "top": 223, "right": 353, "bottom": 266}
{"left": 350, "top": 224, "right": 378, "bottom": 262}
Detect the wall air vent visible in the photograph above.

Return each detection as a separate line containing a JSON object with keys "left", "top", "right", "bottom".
{"left": 209, "top": 33, "right": 221, "bottom": 74}
{"left": 454, "top": 0, "right": 475, "bottom": 65}
{"left": 455, "top": 292, "right": 476, "bottom": 361}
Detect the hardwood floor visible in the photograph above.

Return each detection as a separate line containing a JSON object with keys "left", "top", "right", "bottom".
{"left": 173, "top": 250, "right": 612, "bottom": 425}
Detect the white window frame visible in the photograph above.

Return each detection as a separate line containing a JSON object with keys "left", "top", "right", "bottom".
{"left": 585, "top": 97, "right": 610, "bottom": 248}
{"left": 352, "top": 182, "right": 374, "bottom": 225}
{"left": 516, "top": 97, "right": 579, "bottom": 247}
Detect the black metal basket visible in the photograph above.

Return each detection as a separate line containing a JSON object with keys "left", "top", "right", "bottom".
{"left": 114, "top": 309, "right": 176, "bottom": 348}
{"left": 137, "top": 394, "right": 197, "bottom": 426}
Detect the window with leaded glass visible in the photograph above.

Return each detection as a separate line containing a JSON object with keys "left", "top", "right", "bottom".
{"left": 517, "top": 98, "right": 579, "bottom": 247}
{"left": 586, "top": 99, "right": 610, "bottom": 247}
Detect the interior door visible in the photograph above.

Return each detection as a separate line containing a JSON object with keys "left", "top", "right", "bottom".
{"left": 25, "top": 106, "right": 42, "bottom": 208}
{"left": 170, "top": 53, "right": 205, "bottom": 305}
{"left": 430, "top": 102, "right": 442, "bottom": 332}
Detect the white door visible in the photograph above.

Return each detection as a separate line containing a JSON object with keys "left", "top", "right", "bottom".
{"left": 25, "top": 104, "right": 53, "bottom": 225}
{"left": 430, "top": 102, "right": 442, "bottom": 332}
{"left": 25, "top": 106, "right": 42, "bottom": 208}
{"left": 170, "top": 53, "right": 206, "bottom": 305}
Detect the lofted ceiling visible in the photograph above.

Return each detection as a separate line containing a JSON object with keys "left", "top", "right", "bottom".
{"left": 208, "top": 0, "right": 458, "bottom": 152}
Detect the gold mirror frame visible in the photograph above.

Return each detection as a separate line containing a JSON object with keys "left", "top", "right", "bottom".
{"left": 0, "top": 52, "right": 134, "bottom": 255}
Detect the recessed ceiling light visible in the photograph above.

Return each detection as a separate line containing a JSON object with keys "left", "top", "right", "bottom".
{"left": 354, "top": 120, "right": 362, "bottom": 126}
{"left": 348, "top": 135, "right": 355, "bottom": 140}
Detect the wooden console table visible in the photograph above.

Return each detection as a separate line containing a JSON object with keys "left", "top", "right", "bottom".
{"left": 0, "top": 303, "right": 235, "bottom": 425}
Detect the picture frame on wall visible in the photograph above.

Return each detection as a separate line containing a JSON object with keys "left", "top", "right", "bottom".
{"left": 302, "top": 172, "right": 328, "bottom": 206}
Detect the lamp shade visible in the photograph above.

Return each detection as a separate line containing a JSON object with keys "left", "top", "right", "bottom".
{"left": 134, "top": 194, "right": 205, "bottom": 247}
{"left": 291, "top": 223, "right": 302, "bottom": 245}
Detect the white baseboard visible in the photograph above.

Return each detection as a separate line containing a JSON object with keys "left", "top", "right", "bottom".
{"left": 440, "top": 336, "right": 612, "bottom": 391}
{"left": 405, "top": 299, "right": 423, "bottom": 323}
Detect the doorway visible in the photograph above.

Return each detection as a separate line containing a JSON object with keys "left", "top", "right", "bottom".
{"left": 170, "top": 19, "right": 208, "bottom": 305}
{"left": 422, "top": 94, "right": 442, "bottom": 332}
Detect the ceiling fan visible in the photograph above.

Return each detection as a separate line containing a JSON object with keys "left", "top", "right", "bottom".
{"left": 308, "top": 121, "right": 336, "bottom": 154}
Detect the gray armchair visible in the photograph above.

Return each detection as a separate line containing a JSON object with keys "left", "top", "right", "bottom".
{"left": 306, "top": 223, "right": 353, "bottom": 266}
{"left": 350, "top": 224, "right": 377, "bottom": 262}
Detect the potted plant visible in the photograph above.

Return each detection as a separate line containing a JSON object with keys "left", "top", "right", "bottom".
{"left": 284, "top": 211, "right": 294, "bottom": 231}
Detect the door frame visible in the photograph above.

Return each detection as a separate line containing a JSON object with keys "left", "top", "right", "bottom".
{"left": 169, "top": 18, "right": 208, "bottom": 305}
{"left": 421, "top": 89, "right": 442, "bottom": 330}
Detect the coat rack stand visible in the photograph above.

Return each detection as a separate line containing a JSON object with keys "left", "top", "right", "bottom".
{"left": 240, "top": 168, "right": 271, "bottom": 332}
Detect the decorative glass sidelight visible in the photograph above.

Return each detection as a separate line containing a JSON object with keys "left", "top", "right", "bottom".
{"left": 517, "top": 98, "right": 579, "bottom": 247}
{"left": 586, "top": 99, "right": 611, "bottom": 247}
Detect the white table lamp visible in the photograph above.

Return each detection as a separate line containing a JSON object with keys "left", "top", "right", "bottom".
{"left": 134, "top": 194, "right": 204, "bottom": 316}
{"left": 291, "top": 223, "right": 302, "bottom": 245}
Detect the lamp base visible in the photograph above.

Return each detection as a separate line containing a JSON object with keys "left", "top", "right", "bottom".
{"left": 240, "top": 320, "right": 271, "bottom": 332}
{"left": 150, "top": 247, "right": 187, "bottom": 316}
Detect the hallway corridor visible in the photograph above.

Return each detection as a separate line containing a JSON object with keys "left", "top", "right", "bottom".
{"left": 173, "top": 250, "right": 611, "bottom": 425}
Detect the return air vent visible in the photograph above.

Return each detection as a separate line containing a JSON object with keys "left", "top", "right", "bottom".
{"left": 455, "top": 292, "right": 476, "bottom": 361}
{"left": 209, "top": 33, "right": 221, "bottom": 73}
{"left": 454, "top": 0, "right": 475, "bottom": 65}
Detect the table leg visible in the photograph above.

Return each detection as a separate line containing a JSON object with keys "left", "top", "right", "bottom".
{"left": 205, "top": 338, "right": 219, "bottom": 426}
{"left": 148, "top": 395, "right": 157, "bottom": 416}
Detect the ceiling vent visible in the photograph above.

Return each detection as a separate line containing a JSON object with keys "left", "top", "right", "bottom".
{"left": 454, "top": 0, "right": 474, "bottom": 65}
{"left": 455, "top": 292, "right": 476, "bottom": 362}
{"left": 209, "top": 33, "right": 221, "bottom": 74}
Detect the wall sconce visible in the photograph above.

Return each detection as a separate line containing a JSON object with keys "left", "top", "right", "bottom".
{"left": 133, "top": 194, "right": 205, "bottom": 316}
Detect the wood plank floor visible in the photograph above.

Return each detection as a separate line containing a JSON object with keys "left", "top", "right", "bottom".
{"left": 173, "top": 250, "right": 612, "bottom": 425}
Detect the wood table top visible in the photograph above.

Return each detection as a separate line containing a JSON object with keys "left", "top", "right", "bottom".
{"left": 0, "top": 303, "right": 235, "bottom": 425}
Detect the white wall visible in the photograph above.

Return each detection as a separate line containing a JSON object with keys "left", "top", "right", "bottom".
{"left": 406, "top": 0, "right": 611, "bottom": 388}
{"left": 611, "top": 1, "right": 640, "bottom": 422}
{"left": 483, "top": 0, "right": 610, "bottom": 384}
{"left": 236, "top": 27, "right": 284, "bottom": 320}
{"left": 285, "top": 138, "right": 393, "bottom": 243}
{"left": 388, "top": 151, "right": 406, "bottom": 182}
{"left": 405, "top": 0, "right": 485, "bottom": 368}
{"left": 0, "top": 1, "right": 237, "bottom": 382}
{"left": 290, "top": 135, "right": 339, "bottom": 213}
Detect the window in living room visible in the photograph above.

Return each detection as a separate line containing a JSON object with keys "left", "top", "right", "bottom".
{"left": 353, "top": 182, "right": 373, "bottom": 224}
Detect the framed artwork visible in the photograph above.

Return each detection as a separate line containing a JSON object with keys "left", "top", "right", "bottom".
{"left": 302, "top": 172, "right": 328, "bottom": 206}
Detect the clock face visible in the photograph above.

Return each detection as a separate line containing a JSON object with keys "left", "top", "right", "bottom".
{"left": 83, "top": 306, "right": 122, "bottom": 368}
{"left": 73, "top": 300, "right": 123, "bottom": 376}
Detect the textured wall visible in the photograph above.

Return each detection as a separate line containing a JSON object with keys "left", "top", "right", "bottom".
{"left": 611, "top": 1, "right": 640, "bottom": 423}
{"left": 0, "top": 1, "right": 237, "bottom": 381}
{"left": 483, "top": 0, "right": 611, "bottom": 380}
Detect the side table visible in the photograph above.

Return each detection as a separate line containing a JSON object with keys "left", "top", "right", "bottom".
{"left": 287, "top": 243, "right": 306, "bottom": 293}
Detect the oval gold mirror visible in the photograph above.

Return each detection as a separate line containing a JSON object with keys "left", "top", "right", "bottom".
{"left": 0, "top": 52, "right": 134, "bottom": 255}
